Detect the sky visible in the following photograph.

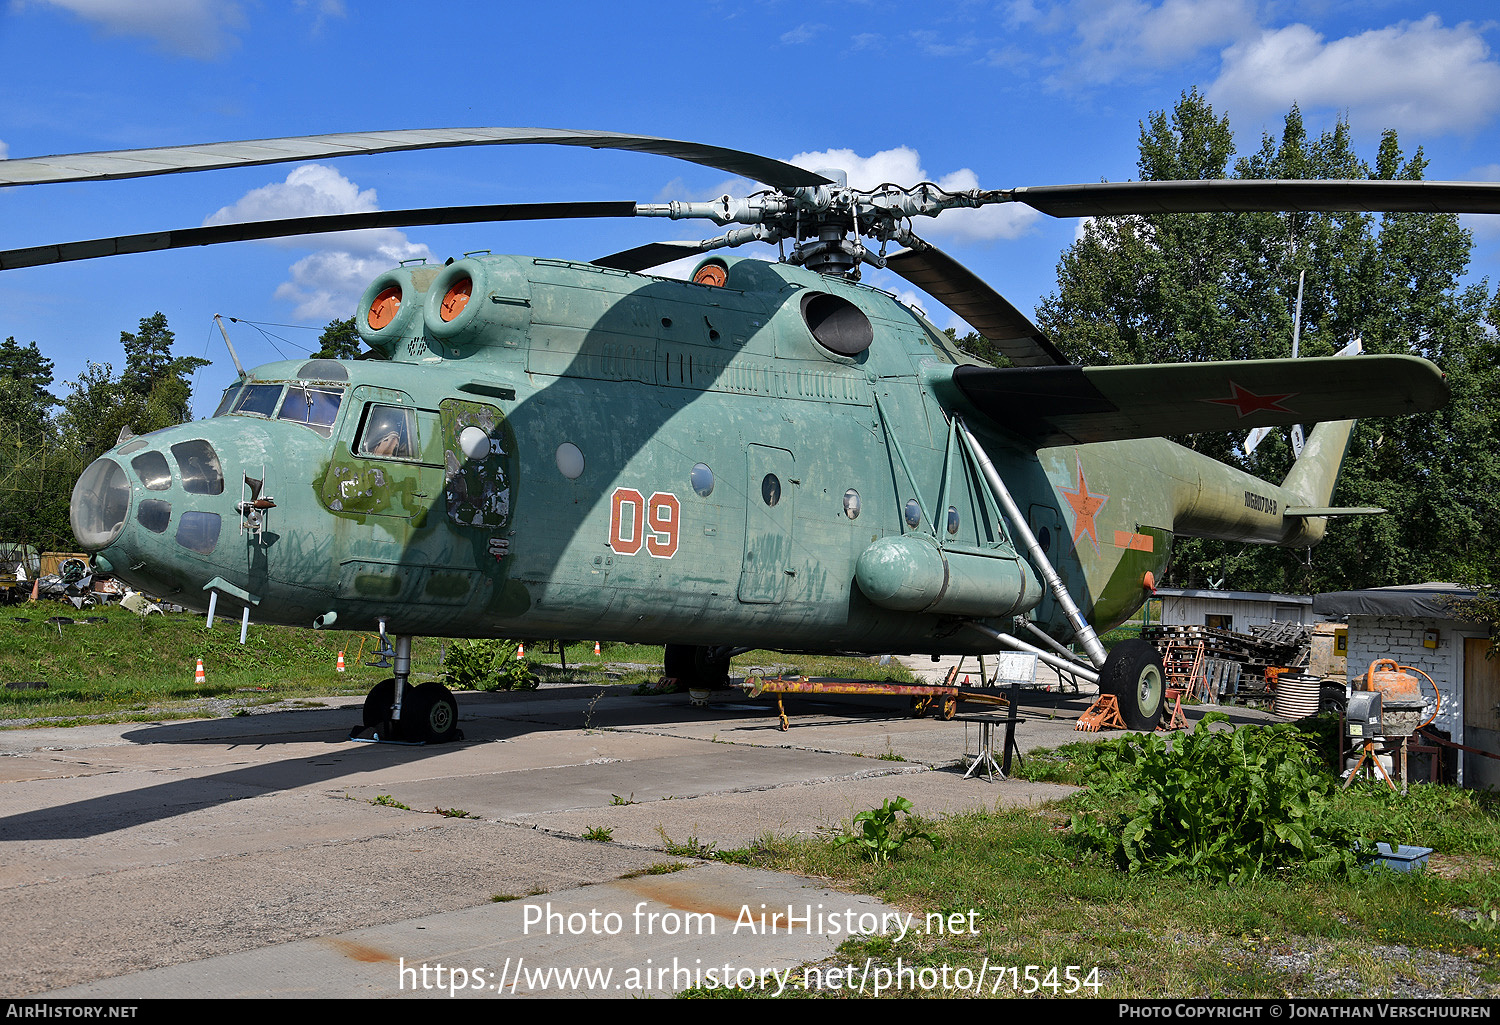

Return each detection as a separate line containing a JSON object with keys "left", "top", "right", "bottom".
{"left": 4, "top": 0, "right": 1500, "bottom": 414}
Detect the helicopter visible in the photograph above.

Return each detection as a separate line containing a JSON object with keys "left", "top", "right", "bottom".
{"left": 3, "top": 127, "right": 1472, "bottom": 742}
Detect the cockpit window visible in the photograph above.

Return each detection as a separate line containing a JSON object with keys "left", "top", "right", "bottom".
{"left": 214, "top": 384, "right": 241, "bottom": 417}
{"left": 176, "top": 511, "right": 221, "bottom": 554}
{"left": 232, "top": 384, "right": 283, "bottom": 418}
{"left": 131, "top": 451, "right": 172, "bottom": 491}
{"left": 278, "top": 386, "right": 344, "bottom": 437}
{"left": 357, "top": 403, "right": 417, "bottom": 460}
{"left": 171, "top": 440, "right": 224, "bottom": 496}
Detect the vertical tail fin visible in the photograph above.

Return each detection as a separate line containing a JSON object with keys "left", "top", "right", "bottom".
{"left": 1281, "top": 419, "right": 1356, "bottom": 507}
{"left": 1279, "top": 419, "right": 1360, "bottom": 546}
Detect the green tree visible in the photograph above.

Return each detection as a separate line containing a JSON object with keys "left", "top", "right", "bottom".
{"left": 57, "top": 361, "right": 142, "bottom": 464}
{"left": 312, "top": 316, "right": 362, "bottom": 359}
{"left": 1037, "top": 89, "right": 1500, "bottom": 592}
{"left": 0, "top": 336, "right": 59, "bottom": 414}
{"left": 0, "top": 340, "right": 76, "bottom": 551}
{"left": 118, "top": 312, "right": 210, "bottom": 426}
{"left": 59, "top": 313, "right": 212, "bottom": 463}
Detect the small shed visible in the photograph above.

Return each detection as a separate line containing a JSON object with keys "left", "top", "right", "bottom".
{"left": 1148, "top": 588, "right": 1314, "bottom": 631}
{"left": 1313, "top": 583, "right": 1497, "bottom": 789}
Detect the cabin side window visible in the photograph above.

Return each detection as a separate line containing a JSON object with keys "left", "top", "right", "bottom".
{"left": 356, "top": 403, "right": 418, "bottom": 460}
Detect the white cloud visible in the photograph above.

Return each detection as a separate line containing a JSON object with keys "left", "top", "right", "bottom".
{"left": 787, "top": 146, "right": 1041, "bottom": 243}
{"left": 294, "top": 0, "right": 345, "bottom": 34}
{"left": 1036, "top": 0, "right": 1258, "bottom": 88}
{"left": 274, "top": 249, "right": 420, "bottom": 321}
{"left": 32, "top": 0, "right": 245, "bottom": 58}
{"left": 207, "top": 164, "right": 431, "bottom": 320}
{"left": 781, "top": 23, "right": 826, "bottom": 45}
{"left": 653, "top": 175, "right": 754, "bottom": 203}
{"left": 1208, "top": 16, "right": 1500, "bottom": 136}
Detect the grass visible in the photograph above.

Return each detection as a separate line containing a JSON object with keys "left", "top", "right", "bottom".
{"left": 678, "top": 744, "right": 1500, "bottom": 1000}
{"left": 0, "top": 604, "right": 913, "bottom": 724}
{"left": 0, "top": 604, "right": 388, "bottom": 721}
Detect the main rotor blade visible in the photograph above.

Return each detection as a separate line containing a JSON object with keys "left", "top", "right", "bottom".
{"left": 591, "top": 240, "right": 717, "bottom": 272}
{"left": 0, "top": 201, "right": 637, "bottom": 271}
{"left": 885, "top": 242, "right": 1069, "bottom": 367}
{"left": 0, "top": 127, "right": 833, "bottom": 192}
{"left": 1009, "top": 179, "right": 1500, "bottom": 218}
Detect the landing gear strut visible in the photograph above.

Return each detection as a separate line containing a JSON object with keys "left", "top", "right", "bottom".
{"left": 351, "top": 630, "right": 463, "bottom": 744}
{"left": 663, "top": 644, "right": 732, "bottom": 691}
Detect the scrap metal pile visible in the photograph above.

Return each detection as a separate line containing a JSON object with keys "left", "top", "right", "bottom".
{"left": 1142, "top": 621, "right": 1313, "bottom": 704}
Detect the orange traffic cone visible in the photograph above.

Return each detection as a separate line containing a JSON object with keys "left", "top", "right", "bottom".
{"left": 195, "top": 658, "right": 206, "bottom": 684}
{"left": 337, "top": 651, "right": 346, "bottom": 673}
{"left": 594, "top": 641, "right": 601, "bottom": 656}
{"left": 29, "top": 578, "right": 38, "bottom": 602}
{"left": 516, "top": 641, "right": 526, "bottom": 658}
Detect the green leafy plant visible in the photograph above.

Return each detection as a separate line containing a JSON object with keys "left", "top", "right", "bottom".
{"left": 655, "top": 828, "right": 717, "bottom": 858}
{"left": 371, "top": 794, "right": 409, "bottom": 810}
{"left": 583, "top": 825, "right": 614, "bottom": 842}
{"left": 1069, "top": 712, "right": 1362, "bottom": 882}
{"left": 835, "top": 796, "right": 940, "bottom": 864}
{"left": 1466, "top": 899, "right": 1499, "bottom": 933}
{"left": 442, "top": 639, "right": 539, "bottom": 692}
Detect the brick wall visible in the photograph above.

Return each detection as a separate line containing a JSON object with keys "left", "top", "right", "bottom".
{"left": 1346, "top": 616, "right": 1480, "bottom": 778}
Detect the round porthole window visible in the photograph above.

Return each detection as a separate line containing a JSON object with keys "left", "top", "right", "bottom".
{"left": 556, "top": 442, "right": 584, "bottom": 480}
{"left": 690, "top": 462, "right": 714, "bottom": 497}
{"left": 905, "top": 499, "right": 922, "bottom": 528}
{"left": 947, "top": 506, "right": 960, "bottom": 535}
{"left": 1037, "top": 526, "right": 1052, "bottom": 554}
{"left": 843, "top": 488, "right": 860, "bottom": 519}
{"left": 762, "top": 474, "right": 782, "bottom": 508}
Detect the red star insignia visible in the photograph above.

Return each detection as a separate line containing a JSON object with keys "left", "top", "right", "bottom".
{"left": 1203, "top": 380, "right": 1298, "bottom": 418}
{"left": 1057, "top": 458, "right": 1108, "bottom": 551}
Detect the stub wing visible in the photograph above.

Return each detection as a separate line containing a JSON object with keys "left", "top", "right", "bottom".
{"left": 947, "top": 355, "right": 1448, "bottom": 447}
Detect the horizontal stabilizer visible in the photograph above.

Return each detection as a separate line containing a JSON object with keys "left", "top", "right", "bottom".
{"left": 1283, "top": 506, "right": 1386, "bottom": 517}
{"left": 948, "top": 355, "right": 1448, "bottom": 447}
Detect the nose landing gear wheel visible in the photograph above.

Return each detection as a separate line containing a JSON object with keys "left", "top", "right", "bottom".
{"left": 355, "top": 677, "right": 462, "bottom": 743}
{"left": 414, "top": 682, "right": 461, "bottom": 743}
{"left": 362, "top": 678, "right": 396, "bottom": 728}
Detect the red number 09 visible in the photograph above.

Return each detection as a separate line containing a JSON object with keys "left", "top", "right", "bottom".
{"left": 609, "top": 488, "right": 680, "bottom": 558}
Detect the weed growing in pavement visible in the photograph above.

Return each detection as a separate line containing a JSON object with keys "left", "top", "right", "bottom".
{"left": 834, "top": 796, "right": 940, "bottom": 864}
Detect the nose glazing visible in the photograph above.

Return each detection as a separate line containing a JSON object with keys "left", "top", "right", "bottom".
{"left": 70, "top": 457, "right": 131, "bottom": 551}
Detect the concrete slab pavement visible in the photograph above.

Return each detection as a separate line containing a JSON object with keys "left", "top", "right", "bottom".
{"left": 1, "top": 665, "right": 1265, "bottom": 998}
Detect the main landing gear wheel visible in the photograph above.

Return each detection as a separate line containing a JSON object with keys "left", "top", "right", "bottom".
{"left": 1099, "top": 640, "right": 1166, "bottom": 732}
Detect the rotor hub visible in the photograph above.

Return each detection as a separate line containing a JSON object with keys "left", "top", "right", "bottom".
{"left": 793, "top": 222, "right": 862, "bottom": 279}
